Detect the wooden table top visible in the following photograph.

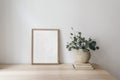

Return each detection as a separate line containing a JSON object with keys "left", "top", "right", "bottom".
{"left": 0, "top": 64, "right": 117, "bottom": 80}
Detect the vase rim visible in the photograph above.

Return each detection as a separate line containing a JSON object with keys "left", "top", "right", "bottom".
{"left": 76, "top": 49, "right": 90, "bottom": 52}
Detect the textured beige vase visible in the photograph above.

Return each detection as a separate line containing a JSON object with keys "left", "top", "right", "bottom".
{"left": 75, "top": 49, "right": 91, "bottom": 64}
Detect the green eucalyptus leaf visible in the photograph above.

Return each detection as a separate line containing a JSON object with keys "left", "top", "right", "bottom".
{"left": 89, "top": 38, "right": 92, "bottom": 41}
{"left": 70, "top": 33, "right": 73, "bottom": 35}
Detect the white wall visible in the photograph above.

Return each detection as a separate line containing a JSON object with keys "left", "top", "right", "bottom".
{"left": 0, "top": 0, "right": 120, "bottom": 79}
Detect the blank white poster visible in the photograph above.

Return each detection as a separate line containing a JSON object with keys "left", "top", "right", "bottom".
{"left": 32, "top": 29, "right": 59, "bottom": 64}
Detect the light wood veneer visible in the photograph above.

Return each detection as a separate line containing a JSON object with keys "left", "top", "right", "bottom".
{"left": 0, "top": 64, "right": 117, "bottom": 80}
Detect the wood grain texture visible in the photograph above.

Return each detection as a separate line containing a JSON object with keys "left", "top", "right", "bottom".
{"left": 0, "top": 64, "right": 117, "bottom": 80}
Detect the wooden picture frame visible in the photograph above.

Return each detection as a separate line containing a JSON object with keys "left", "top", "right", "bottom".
{"left": 31, "top": 29, "right": 59, "bottom": 65}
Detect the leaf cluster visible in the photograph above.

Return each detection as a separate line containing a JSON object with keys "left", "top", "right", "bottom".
{"left": 66, "top": 31, "right": 99, "bottom": 52}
